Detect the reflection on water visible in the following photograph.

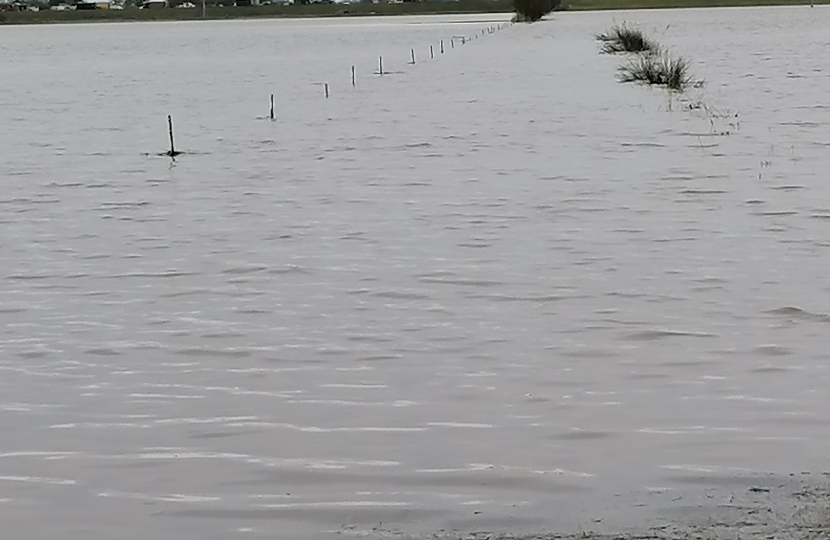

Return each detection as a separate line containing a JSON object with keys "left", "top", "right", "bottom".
{"left": 1, "top": 7, "right": 830, "bottom": 540}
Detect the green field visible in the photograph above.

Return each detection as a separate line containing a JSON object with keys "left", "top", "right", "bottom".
{"left": 570, "top": 0, "right": 823, "bottom": 9}
{"left": 0, "top": 0, "right": 512, "bottom": 24}
{"left": 0, "top": 0, "right": 825, "bottom": 25}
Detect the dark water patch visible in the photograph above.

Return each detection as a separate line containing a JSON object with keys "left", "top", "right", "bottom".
{"left": 446, "top": 515, "right": 550, "bottom": 532}
{"left": 247, "top": 468, "right": 588, "bottom": 494}
{"left": 556, "top": 430, "right": 615, "bottom": 441}
{"left": 457, "top": 242, "right": 492, "bottom": 248}
{"left": 267, "top": 265, "right": 311, "bottom": 275}
{"left": 0, "top": 307, "right": 26, "bottom": 314}
{"left": 765, "top": 307, "right": 830, "bottom": 323}
{"left": 48, "top": 182, "right": 84, "bottom": 188}
{"left": 159, "top": 289, "right": 210, "bottom": 298}
{"left": 5, "top": 274, "right": 55, "bottom": 281}
{"left": 464, "top": 293, "right": 565, "bottom": 303}
{"left": 174, "top": 348, "right": 253, "bottom": 358}
{"left": 599, "top": 317, "right": 650, "bottom": 327}
{"left": 644, "top": 294, "right": 688, "bottom": 303}
{"left": 626, "top": 372, "right": 669, "bottom": 381}
{"left": 356, "top": 354, "right": 403, "bottom": 362}
{"left": 691, "top": 284, "right": 726, "bottom": 293}
{"left": 233, "top": 309, "right": 272, "bottom": 315}
{"left": 679, "top": 189, "right": 728, "bottom": 195}
{"left": 426, "top": 335, "right": 466, "bottom": 343}
{"left": 80, "top": 290, "right": 112, "bottom": 297}
{"left": 418, "top": 277, "right": 504, "bottom": 287}
{"left": 693, "top": 276, "right": 728, "bottom": 284}
{"left": 561, "top": 349, "right": 618, "bottom": 359}
{"left": 190, "top": 429, "right": 262, "bottom": 440}
{"left": 201, "top": 331, "right": 248, "bottom": 339}
{"left": 662, "top": 474, "right": 775, "bottom": 488}
{"left": 412, "top": 345, "right": 474, "bottom": 355}
{"left": 371, "top": 290, "right": 432, "bottom": 301}
{"left": 104, "top": 271, "right": 197, "bottom": 279}
{"left": 765, "top": 414, "right": 830, "bottom": 426}
{"left": 347, "top": 334, "right": 395, "bottom": 344}
{"left": 780, "top": 120, "right": 820, "bottom": 127}
{"left": 226, "top": 278, "right": 254, "bottom": 285}
{"left": 17, "top": 350, "right": 51, "bottom": 359}
{"left": 653, "top": 236, "right": 698, "bottom": 244}
{"left": 659, "top": 359, "right": 718, "bottom": 371}
{"left": 622, "top": 329, "right": 717, "bottom": 341}
{"left": 770, "top": 185, "right": 805, "bottom": 191}
{"left": 0, "top": 197, "right": 38, "bottom": 205}
{"left": 750, "top": 366, "right": 789, "bottom": 374}
{"left": 97, "top": 201, "right": 151, "bottom": 209}
{"left": 85, "top": 348, "right": 122, "bottom": 356}
{"left": 133, "top": 217, "right": 168, "bottom": 223}
{"left": 607, "top": 291, "right": 644, "bottom": 299}
{"left": 5, "top": 169, "right": 35, "bottom": 177}
{"left": 168, "top": 505, "right": 448, "bottom": 524}
{"left": 95, "top": 460, "right": 168, "bottom": 470}
{"left": 31, "top": 283, "right": 79, "bottom": 291}
{"left": 753, "top": 210, "right": 798, "bottom": 217}
{"left": 753, "top": 345, "right": 792, "bottom": 357}
{"left": 621, "top": 141, "right": 666, "bottom": 148}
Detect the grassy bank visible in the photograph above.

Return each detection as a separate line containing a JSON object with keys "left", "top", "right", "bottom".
{"left": 1, "top": 0, "right": 825, "bottom": 25}
{"left": 0, "top": 0, "right": 512, "bottom": 24}
{"left": 569, "top": 0, "right": 825, "bottom": 9}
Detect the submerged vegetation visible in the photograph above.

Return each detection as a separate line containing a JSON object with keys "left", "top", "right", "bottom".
{"left": 596, "top": 23, "right": 658, "bottom": 54}
{"left": 513, "top": 0, "right": 561, "bottom": 22}
{"left": 598, "top": 22, "right": 696, "bottom": 92}
{"left": 618, "top": 52, "right": 693, "bottom": 91}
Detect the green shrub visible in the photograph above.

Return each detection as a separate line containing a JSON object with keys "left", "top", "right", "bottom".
{"left": 513, "top": 0, "right": 560, "bottom": 22}
{"left": 618, "top": 52, "right": 693, "bottom": 91}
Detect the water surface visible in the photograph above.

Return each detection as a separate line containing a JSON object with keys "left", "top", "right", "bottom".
{"left": 1, "top": 8, "right": 830, "bottom": 539}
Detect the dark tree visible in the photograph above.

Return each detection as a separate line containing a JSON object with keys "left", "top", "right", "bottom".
{"left": 513, "top": 0, "right": 560, "bottom": 22}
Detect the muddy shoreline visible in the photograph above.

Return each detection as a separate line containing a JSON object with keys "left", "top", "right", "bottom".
{"left": 358, "top": 474, "right": 830, "bottom": 540}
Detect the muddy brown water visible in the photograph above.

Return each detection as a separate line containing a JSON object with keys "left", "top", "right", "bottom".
{"left": 1, "top": 8, "right": 829, "bottom": 540}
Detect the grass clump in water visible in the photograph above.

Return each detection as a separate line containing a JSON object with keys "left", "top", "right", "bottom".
{"left": 596, "top": 23, "right": 658, "bottom": 54}
{"left": 618, "top": 52, "right": 693, "bottom": 91}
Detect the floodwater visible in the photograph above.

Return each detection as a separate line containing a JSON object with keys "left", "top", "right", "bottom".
{"left": 2, "top": 7, "right": 830, "bottom": 539}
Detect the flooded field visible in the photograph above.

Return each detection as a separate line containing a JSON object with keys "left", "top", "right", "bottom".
{"left": 1, "top": 8, "right": 829, "bottom": 540}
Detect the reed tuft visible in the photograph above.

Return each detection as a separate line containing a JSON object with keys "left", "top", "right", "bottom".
{"left": 596, "top": 23, "right": 658, "bottom": 54}
{"left": 618, "top": 52, "right": 693, "bottom": 91}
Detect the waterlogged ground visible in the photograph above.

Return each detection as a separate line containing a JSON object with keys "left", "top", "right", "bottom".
{"left": 2, "top": 8, "right": 830, "bottom": 540}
